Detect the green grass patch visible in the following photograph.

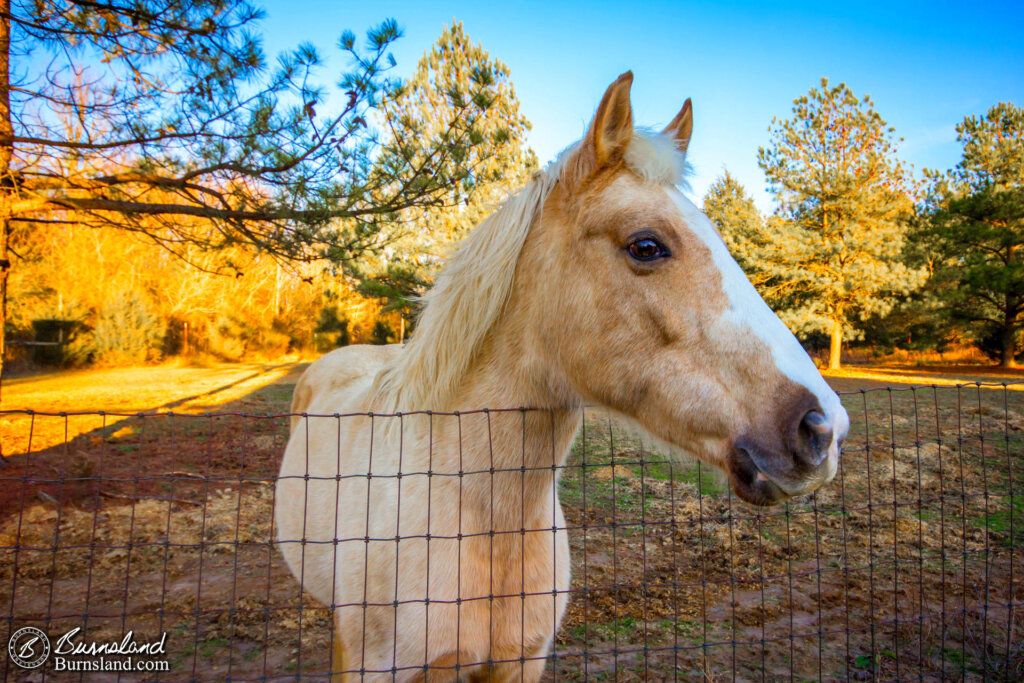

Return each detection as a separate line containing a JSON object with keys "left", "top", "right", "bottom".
{"left": 974, "top": 492, "right": 1024, "bottom": 547}
{"left": 938, "top": 645, "right": 966, "bottom": 667}
{"left": 641, "top": 460, "right": 674, "bottom": 480}
{"left": 566, "top": 624, "right": 589, "bottom": 641}
{"left": 674, "top": 464, "right": 724, "bottom": 496}
{"left": 199, "top": 637, "right": 230, "bottom": 658}
{"left": 853, "top": 653, "right": 877, "bottom": 670}
{"left": 596, "top": 616, "right": 635, "bottom": 639}
{"left": 656, "top": 619, "right": 702, "bottom": 640}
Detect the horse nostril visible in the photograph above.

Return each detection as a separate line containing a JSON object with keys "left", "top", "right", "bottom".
{"left": 803, "top": 410, "right": 830, "bottom": 435}
{"left": 799, "top": 410, "right": 832, "bottom": 466}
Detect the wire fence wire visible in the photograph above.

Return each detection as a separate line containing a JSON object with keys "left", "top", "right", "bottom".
{"left": 0, "top": 382, "right": 1021, "bottom": 681}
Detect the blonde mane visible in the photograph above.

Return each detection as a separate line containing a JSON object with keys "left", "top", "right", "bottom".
{"left": 373, "top": 130, "right": 688, "bottom": 412}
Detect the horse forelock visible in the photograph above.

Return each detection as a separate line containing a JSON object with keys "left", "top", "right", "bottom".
{"left": 373, "top": 130, "right": 690, "bottom": 412}
{"left": 624, "top": 128, "right": 691, "bottom": 188}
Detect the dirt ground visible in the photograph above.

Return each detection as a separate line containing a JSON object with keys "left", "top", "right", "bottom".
{"left": 0, "top": 363, "right": 1021, "bottom": 681}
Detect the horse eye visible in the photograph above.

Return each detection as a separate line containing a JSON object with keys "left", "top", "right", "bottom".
{"left": 626, "top": 237, "right": 670, "bottom": 262}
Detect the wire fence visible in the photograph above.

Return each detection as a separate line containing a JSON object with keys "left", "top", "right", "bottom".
{"left": 0, "top": 382, "right": 1021, "bottom": 681}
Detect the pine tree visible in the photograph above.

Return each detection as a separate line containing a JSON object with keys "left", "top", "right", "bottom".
{"left": 0, "top": 3, "right": 523, "bottom": 390}
{"left": 757, "top": 78, "right": 925, "bottom": 369}
{"left": 703, "top": 171, "right": 807, "bottom": 321}
{"left": 926, "top": 103, "right": 1024, "bottom": 367}
{"left": 703, "top": 171, "right": 764, "bottom": 272}
{"left": 349, "top": 21, "right": 537, "bottom": 322}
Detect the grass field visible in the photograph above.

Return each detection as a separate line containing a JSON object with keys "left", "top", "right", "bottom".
{"left": 1, "top": 361, "right": 1021, "bottom": 680}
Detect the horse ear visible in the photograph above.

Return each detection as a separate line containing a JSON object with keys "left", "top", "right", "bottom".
{"left": 585, "top": 71, "right": 635, "bottom": 168}
{"left": 662, "top": 98, "right": 693, "bottom": 153}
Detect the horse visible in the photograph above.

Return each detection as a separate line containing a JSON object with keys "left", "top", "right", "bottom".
{"left": 275, "top": 71, "right": 850, "bottom": 682}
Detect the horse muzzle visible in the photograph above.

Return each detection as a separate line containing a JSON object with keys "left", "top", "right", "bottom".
{"left": 727, "top": 407, "right": 848, "bottom": 506}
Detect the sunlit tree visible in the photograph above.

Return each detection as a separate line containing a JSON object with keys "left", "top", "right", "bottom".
{"left": 757, "top": 78, "right": 925, "bottom": 369}
{"left": 925, "top": 102, "right": 1024, "bottom": 367}
{"left": 8, "top": 213, "right": 390, "bottom": 365}
{"left": 703, "top": 171, "right": 810, "bottom": 326}
{"left": 349, "top": 21, "right": 537, "bottom": 321}
{"left": 703, "top": 171, "right": 771, "bottom": 278}
{"left": 0, "top": 1, "right": 523, "bottom": 388}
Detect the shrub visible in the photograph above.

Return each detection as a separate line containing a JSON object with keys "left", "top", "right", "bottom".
{"left": 313, "top": 305, "right": 350, "bottom": 351}
{"left": 976, "top": 327, "right": 1024, "bottom": 365}
{"left": 205, "top": 314, "right": 291, "bottom": 361}
{"left": 29, "top": 318, "right": 85, "bottom": 366}
{"left": 91, "top": 291, "right": 166, "bottom": 365}
{"left": 370, "top": 319, "right": 395, "bottom": 345}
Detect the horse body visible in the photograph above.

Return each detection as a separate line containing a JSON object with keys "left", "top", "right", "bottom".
{"left": 277, "top": 72, "right": 851, "bottom": 681}
{"left": 279, "top": 341, "right": 575, "bottom": 680}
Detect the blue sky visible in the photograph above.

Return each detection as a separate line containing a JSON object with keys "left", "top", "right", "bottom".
{"left": 262, "top": 0, "right": 1024, "bottom": 212}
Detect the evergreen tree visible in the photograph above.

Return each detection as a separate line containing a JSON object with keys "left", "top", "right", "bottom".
{"left": 925, "top": 103, "right": 1024, "bottom": 367}
{"left": 0, "top": 3, "right": 523, "bottom": 389}
{"left": 757, "top": 78, "right": 925, "bottom": 369}
{"left": 350, "top": 21, "right": 537, "bottom": 322}
{"left": 703, "top": 171, "right": 764, "bottom": 273}
{"left": 703, "top": 171, "right": 817, "bottom": 339}
{"left": 857, "top": 208, "right": 948, "bottom": 355}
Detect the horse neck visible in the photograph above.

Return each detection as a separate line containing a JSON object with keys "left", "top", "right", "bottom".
{"left": 435, "top": 316, "right": 582, "bottom": 527}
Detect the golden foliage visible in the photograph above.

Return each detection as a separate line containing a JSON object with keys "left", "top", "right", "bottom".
{"left": 8, "top": 217, "right": 395, "bottom": 365}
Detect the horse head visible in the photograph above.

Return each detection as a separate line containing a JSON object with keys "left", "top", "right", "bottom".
{"left": 518, "top": 72, "right": 849, "bottom": 504}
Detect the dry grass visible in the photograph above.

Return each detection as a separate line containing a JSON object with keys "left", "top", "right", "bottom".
{"left": 553, "top": 394, "right": 1022, "bottom": 681}
{"left": 0, "top": 361, "right": 305, "bottom": 459}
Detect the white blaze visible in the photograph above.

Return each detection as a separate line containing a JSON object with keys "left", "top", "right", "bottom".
{"left": 666, "top": 188, "right": 850, "bottom": 479}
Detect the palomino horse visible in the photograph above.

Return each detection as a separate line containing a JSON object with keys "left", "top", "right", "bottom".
{"left": 276, "top": 72, "right": 850, "bottom": 681}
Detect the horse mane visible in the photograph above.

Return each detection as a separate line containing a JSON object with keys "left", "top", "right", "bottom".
{"left": 373, "top": 130, "right": 689, "bottom": 412}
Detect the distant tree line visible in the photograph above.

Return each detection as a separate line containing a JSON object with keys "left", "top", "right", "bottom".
{"left": 704, "top": 79, "right": 1024, "bottom": 369}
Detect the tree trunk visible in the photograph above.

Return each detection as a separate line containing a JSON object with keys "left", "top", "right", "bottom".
{"left": 828, "top": 317, "right": 843, "bottom": 371}
{"left": 1002, "top": 259, "right": 1021, "bottom": 369}
{"left": 0, "top": 2, "right": 12, "bottom": 407}
{"left": 999, "top": 323, "right": 1018, "bottom": 369}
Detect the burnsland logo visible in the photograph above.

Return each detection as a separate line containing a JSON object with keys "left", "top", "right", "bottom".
{"left": 8, "top": 627, "right": 50, "bottom": 669}
{"left": 7, "top": 627, "right": 170, "bottom": 672}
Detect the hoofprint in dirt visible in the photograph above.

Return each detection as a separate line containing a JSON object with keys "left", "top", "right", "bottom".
{"left": 1, "top": 379, "right": 1021, "bottom": 680}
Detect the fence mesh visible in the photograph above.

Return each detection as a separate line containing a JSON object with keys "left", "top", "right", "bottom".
{"left": 0, "top": 382, "right": 1021, "bottom": 680}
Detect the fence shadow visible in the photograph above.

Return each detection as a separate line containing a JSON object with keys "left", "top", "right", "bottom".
{"left": 0, "top": 362, "right": 304, "bottom": 460}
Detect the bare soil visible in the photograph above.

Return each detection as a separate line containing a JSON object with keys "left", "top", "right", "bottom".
{"left": 0, "top": 364, "right": 1021, "bottom": 681}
